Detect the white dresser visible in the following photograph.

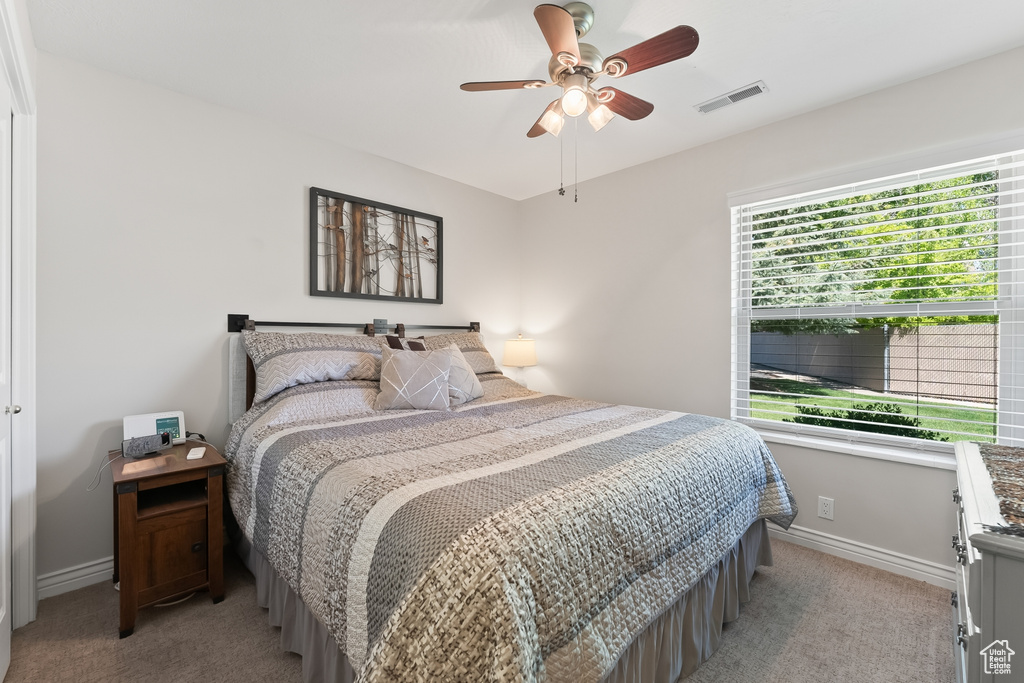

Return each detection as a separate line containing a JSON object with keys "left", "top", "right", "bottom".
{"left": 953, "top": 441, "right": 1024, "bottom": 683}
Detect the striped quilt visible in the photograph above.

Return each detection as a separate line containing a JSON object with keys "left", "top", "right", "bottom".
{"left": 225, "top": 374, "right": 796, "bottom": 682}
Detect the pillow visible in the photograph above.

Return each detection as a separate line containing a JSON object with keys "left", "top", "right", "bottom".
{"left": 421, "top": 332, "right": 500, "bottom": 375}
{"left": 242, "top": 330, "right": 386, "bottom": 403}
{"left": 385, "top": 335, "right": 426, "bottom": 351}
{"left": 446, "top": 344, "right": 484, "bottom": 406}
{"left": 374, "top": 347, "right": 452, "bottom": 411}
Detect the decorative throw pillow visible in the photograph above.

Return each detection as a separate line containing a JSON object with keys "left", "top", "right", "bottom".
{"left": 421, "top": 332, "right": 500, "bottom": 375}
{"left": 242, "top": 330, "right": 386, "bottom": 403}
{"left": 446, "top": 344, "right": 485, "bottom": 406}
{"left": 374, "top": 347, "right": 452, "bottom": 411}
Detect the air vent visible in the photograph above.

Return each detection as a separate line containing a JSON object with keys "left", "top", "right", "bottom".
{"left": 694, "top": 80, "right": 768, "bottom": 114}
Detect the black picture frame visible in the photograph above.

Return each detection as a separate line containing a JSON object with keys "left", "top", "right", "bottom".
{"left": 309, "top": 187, "right": 443, "bottom": 303}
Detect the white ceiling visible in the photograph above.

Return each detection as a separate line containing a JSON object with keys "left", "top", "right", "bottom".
{"left": 25, "top": 0, "right": 1024, "bottom": 200}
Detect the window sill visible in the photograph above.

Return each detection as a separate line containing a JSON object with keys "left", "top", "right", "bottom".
{"left": 754, "top": 428, "right": 957, "bottom": 470}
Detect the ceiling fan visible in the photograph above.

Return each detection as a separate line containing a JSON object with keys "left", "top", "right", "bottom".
{"left": 460, "top": 2, "right": 699, "bottom": 137}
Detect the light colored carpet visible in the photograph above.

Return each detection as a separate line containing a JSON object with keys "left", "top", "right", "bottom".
{"left": 687, "top": 539, "right": 953, "bottom": 683}
{"left": 8, "top": 552, "right": 302, "bottom": 682}
{"left": 7, "top": 539, "right": 952, "bottom": 682}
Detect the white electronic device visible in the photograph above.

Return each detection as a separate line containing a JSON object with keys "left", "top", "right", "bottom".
{"left": 186, "top": 447, "right": 206, "bottom": 460}
{"left": 123, "top": 411, "right": 186, "bottom": 445}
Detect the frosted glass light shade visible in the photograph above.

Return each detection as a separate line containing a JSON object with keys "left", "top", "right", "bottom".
{"left": 503, "top": 338, "right": 537, "bottom": 368}
{"left": 539, "top": 109, "right": 564, "bottom": 137}
{"left": 561, "top": 88, "right": 588, "bottom": 117}
{"left": 587, "top": 104, "right": 614, "bottom": 132}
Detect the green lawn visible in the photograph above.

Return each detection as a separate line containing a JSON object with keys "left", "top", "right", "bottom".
{"left": 750, "top": 377, "right": 997, "bottom": 442}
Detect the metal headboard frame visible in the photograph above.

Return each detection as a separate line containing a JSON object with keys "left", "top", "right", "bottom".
{"left": 227, "top": 314, "right": 480, "bottom": 338}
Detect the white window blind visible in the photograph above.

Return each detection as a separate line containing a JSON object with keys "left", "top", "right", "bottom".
{"left": 731, "top": 150, "right": 1024, "bottom": 450}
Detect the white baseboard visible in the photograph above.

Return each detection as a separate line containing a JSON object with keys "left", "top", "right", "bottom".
{"left": 769, "top": 524, "right": 956, "bottom": 590}
{"left": 37, "top": 556, "right": 114, "bottom": 600}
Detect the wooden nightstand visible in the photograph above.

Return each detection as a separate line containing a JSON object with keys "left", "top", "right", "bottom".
{"left": 110, "top": 440, "right": 225, "bottom": 637}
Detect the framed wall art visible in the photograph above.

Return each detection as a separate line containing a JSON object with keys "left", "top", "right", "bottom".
{"left": 309, "top": 187, "right": 443, "bottom": 303}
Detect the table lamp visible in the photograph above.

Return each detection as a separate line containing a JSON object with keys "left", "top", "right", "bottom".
{"left": 503, "top": 334, "right": 537, "bottom": 387}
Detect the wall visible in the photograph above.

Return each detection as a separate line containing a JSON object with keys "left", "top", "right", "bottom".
{"left": 35, "top": 53, "right": 523, "bottom": 581}
{"left": 518, "top": 46, "right": 1024, "bottom": 574}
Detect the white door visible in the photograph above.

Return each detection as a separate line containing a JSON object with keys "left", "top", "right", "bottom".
{"left": 0, "top": 69, "right": 13, "bottom": 678}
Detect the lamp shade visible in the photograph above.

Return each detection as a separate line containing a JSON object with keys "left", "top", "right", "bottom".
{"left": 503, "top": 337, "right": 537, "bottom": 368}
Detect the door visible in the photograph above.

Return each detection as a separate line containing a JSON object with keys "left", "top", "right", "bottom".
{"left": 0, "top": 69, "right": 13, "bottom": 678}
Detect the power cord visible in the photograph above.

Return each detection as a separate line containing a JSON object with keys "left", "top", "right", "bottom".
{"left": 85, "top": 452, "right": 123, "bottom": 492}
{"left": 185, "top": 430, "right": 210, "bottom": 446}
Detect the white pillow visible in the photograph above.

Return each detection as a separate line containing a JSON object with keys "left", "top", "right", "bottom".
{"left": 374, "top": 347, "right": 452, "bottom": 411}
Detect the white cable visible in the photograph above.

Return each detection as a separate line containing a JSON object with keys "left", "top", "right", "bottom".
{"left": 86, "top": 452, "right": 123, "bottom": 492}
{"left": 153, "top": 592, "right": 197, "bottom": 608}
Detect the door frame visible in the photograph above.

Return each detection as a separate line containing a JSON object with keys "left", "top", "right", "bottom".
{"left": 0, "top": 0, "right": 37, "bottom": 628}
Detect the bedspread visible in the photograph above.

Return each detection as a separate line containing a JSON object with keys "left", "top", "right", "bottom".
{"left": 225, "top": 374, "right": 796, "bottom": 682}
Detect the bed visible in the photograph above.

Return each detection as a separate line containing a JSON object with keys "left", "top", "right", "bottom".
{"left": 224, "top": 319, "right": 797, "bottom": 683}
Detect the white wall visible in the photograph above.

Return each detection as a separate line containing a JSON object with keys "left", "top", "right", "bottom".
{"left": 35, "top": 52, "right": 523, "bottom": 580}
{"left": 518, "top": 46, "right": 1024, "bottom": 573}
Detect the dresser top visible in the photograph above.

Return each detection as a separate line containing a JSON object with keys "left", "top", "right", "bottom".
{"left": 978, "top": 443, "right": 1024, "bottom": 529}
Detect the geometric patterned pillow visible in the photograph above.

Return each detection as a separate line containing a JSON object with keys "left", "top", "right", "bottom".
{"left": 374, "top": 347, "right": 452, "bottom": 411}
{"left": 242, "top": 330, "right": 386, "bottom": 403}
{"left": 421, "top": 331, "right": 500, "bottom": 375}
{"left": 446, "top": 344, "right": 484, "bottom": 406}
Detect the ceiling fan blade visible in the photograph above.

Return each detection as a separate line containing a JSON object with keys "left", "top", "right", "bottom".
{"left": 597, "top": 88, "right": 654, "bottom": 120}
{"left": 460, "top": 80, "right": 546, "bottom": 92}
{"left": 528, "top": 99, "right": 564, "bottom": 138}
{"left": 534, "top": 4, "right": 581, "bottom": 62}
{"left": 605, "top": 26, "right": 699, "bottom": 77}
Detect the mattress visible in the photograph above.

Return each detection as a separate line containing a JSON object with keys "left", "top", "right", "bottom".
{"left": 225, "top": 371, "right": 796, "bottom": 682}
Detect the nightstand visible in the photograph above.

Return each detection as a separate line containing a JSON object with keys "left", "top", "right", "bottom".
{"left": 110, "top": 440, "right": 225, "bottom": 637}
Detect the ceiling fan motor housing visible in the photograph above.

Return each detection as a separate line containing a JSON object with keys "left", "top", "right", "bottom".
{"left": 548, "top": 42, "right": 604, "bottom": 81}
{"left": 563, "top": 2, "right": 595, "bottom": 38}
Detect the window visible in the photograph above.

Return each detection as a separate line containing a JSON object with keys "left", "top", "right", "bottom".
{"left": 732, "top": 150, "right": 1024, "bottom": 450}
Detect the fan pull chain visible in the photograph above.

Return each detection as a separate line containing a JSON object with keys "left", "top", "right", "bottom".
{"left": 558, "top": 127, "right": 565, "bottom": 196}
{"left": 574, "top": 117, "right": 578, "bottom": 203}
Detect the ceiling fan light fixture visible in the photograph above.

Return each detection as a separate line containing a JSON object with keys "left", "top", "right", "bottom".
{"left": 539, "top": 109, "right": 565, "bottom": 137}
{"left": 560, "top": 73, "right": 589, "bottom": 117}
{"left": 587, "top": 104, "right": 614, "bottom": 131}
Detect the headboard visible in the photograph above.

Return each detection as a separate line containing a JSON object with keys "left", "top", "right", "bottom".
{"left": 226, "top": 314, "right": 481, "bottom": 422}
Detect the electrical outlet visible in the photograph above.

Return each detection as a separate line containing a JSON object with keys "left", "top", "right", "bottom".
{"left": 818, "top": 496, "right": 834, "bottom": 520}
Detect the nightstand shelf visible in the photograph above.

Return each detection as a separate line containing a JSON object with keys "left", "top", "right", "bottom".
{"left": 137, "top": 481, "right": 208, "bottom": 518}
{"left": 110, "top": 440, "right": 225, "bottom": 638}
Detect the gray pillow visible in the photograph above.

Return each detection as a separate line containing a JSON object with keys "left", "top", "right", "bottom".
{"left": 447, "top": 344, "right": 484, "bottom": 406}
{"left": 374, "top": 347, "right": 452, "bottom": 411}
{"left": 242, "top": 330, "right": 386, "bottom": 403}
{"left": 421, "top": 331, "right": 500, "bottom": 375}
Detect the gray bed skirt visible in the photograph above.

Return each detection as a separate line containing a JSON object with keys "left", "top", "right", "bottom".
{"left": 238, "top": 519, "right": 772, "bottom": 683}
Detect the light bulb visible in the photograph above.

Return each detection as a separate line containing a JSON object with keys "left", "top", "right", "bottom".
{"left": 559, "top": 73, "right": 589, "bottom": 118}
{"left": 561, "top": 88, "right": 588, "bottom": 117}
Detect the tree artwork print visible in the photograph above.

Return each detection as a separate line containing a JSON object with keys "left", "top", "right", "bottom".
{"left": 310, "top": 188, "right": 442, "bottom": 303}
